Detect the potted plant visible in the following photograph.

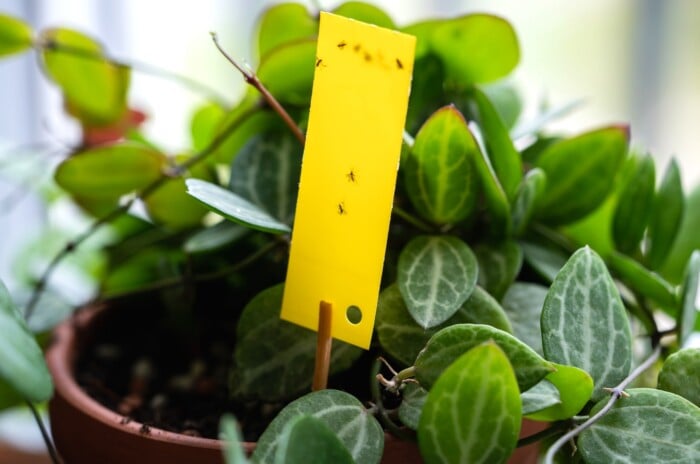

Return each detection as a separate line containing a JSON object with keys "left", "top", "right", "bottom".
{"left": 1, "top": 2, "right": 699, "bottom": 463}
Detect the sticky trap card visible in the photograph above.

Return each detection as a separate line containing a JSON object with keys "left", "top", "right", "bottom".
{"left": 281, "top": 12, "right": 415, "bottom": 349}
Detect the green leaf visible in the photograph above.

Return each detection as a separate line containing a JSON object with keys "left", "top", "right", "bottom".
{"left": 186, "top": 179, "right": 291, "bottom": 234}
{"left": 429, "top": 14, "right": 519, "bottom": 86}
{"left": 679, "top": 251, "right": 700, "bottom": 345}
{"left": 231, "top": 285, "right": 362, "bottom": 401}
{"left": 520, "top": 241, "right": 568, "bottom": 284}
{"left": 41, "top": 27, "right": 129, "bottom": 125}
{"left": 608, "top": 251, "right": 678, "bottom": 311}
{"left": 511, "top": 99, "right": 584, "bottom": 140}
{"left": 541, "top": 246, "right": 632, "bottom": 401}
{"left": 332, "top": 2, "right": 395, "bottom": 29}
{"left": 146, "top": 172, "right": 210, "bottom": 230}
{"left": 257, "top": 3, "right": 317, "bottom": 59}
{"left": 257, "top": 39, "right": 316, "bottom": 106}
{"left": 535, "top": 126, "right": 629, "bottom": 225}
{"left": 578, "top": 388, "right": 700, "bottom": 464}
{"left": 511, "top": 168, "right": 546, "bottom": 236}
{"left": 481, "top": 81, "right": 522, "bottom": 130}
{"left": 184, "top": 222, "right": 249, "bottom": 254}
{"left": 612, "top": 153, "right": 655, "bottom": 253}
{"left": 502, "top": 282, "right": 548, "bottom": 355}
{"left": 212, "top": 99, "right": 278, "bottom": 164}
{"left": 418, "top": 342, "right": 521, "bottom": 464}
{"left": 521, "top": 380, "right": 560, "bottom": 415}
{"left": 274, "top": 415, "right": 354, "bottom": 464}
{"left": 415, "top": 323, "right": 553, "bottom": 391}
{"left": 55, "top": 142, "right": 165, "bottom": 199}
{"left": 403, "top": 105, "right": 478, "bottom": 225}
{"left": 647, "top": 159, "right": 685, "bottom": 270}
{"left": 0, "top": 14, "right": 33, "bottom": 57}
{"left": 229, "top": 131, "right": 302, "bottom": 225}
{"left": 0, "top": 279, "right": 53, "bottom": 403}
{"left": 397, "top": 235, "right": 478, "bottom": 328}
{"left": 474, "top": 241, "right": 522, "bottom": 301}
{"left": 472, "top": 123, "right": 512, "bottom": 236}
{"left": 563, "top": 193, "right": 617, "bottom": 259}
{"left": 0, "top": 379, "right": 24, "bottom": 411}
{"left": 398, "top": 383, "right": 427, "bottom": 430}
{"left": 253, "top": 389, "right": 384, "bottom": 464}
{"left": 405, "top": 54, "right": 445, "bottom": 133}
{"left": 219, "top": 414, "right": 249, "bottom": 464}
{"left": 658, "top": 348, "right": 700, "bottom": 407}
{"left": 401, "top": 19, "right": 441, "bottom": 60}
{"left": 191, "top": 102, "right": 226, "bottom": 152}
{"left": 661, "top": 184, "right": 700, "bottom": 284}
{"left": 376, "top": 284, "right": 512, "bottom": 367}
{"left": 470, "top": 87, "right": 522, "bottom": 200}
{"left": 525, "top": 363, "right": 593, "bottom": 421}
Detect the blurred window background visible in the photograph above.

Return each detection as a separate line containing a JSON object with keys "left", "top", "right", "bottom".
{"left": 0, "top": 0, "right": 698, "bottom": 459}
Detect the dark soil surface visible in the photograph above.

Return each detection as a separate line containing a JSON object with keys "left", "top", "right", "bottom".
{"left": 74, "top": 287, "right": 377, "bottom": 441}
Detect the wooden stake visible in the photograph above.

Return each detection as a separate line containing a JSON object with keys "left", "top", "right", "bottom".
{"left": 312, "top": 301, "right": 333, "bottom": 391}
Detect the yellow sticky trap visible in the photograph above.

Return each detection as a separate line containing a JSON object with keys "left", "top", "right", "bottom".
{"left": 281, "top": 12, "right": 415, "bottom": 349}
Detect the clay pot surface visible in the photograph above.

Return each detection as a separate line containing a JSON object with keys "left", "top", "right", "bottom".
{"left": 46, "top": 305, "right": 540, "bottom": 463}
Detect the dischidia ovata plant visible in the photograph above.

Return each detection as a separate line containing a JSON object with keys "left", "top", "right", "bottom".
{"left": 1, "top": 2, "right": 699, "bottom": 463}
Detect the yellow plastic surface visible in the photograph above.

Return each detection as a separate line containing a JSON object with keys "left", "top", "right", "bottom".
{"left": 281, "top": 12, "right": 415, "bottom": 349}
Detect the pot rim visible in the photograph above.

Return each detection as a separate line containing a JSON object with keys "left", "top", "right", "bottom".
{"left": 45, "top": 304, "right": 255, "bottom": 452}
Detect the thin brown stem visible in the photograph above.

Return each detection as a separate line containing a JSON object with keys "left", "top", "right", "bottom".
{"left": 210, "top": 32, "right": 306, "bottom": 146}
{"left": 26, "top": 401, "right": 62, "bottom": 464}
{"left": 23, "top": 105, "right": 260, "bottom": 320}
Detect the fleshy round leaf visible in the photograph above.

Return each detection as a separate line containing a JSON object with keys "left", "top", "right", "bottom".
{"left": 535, "top": 126, "right": 629, "bottom": 225}
{"left": 376, "top": 284, "right": 512, "bottom": 367}
{"left": 429, "top": 14, "right": 519, "bottom": 86}
{"left": 230, "top": 285, "right": 361, "bottom": 401}
{"left": 398, "top": 383, "right": 428, "bottom": 430}
{"left": 541, "top": 246, "right": 632, "bottom": 401}
{"left": 418, "top": 342, "right": 521, "bottom": 464}
{"left": 647, "top": 159, "right": 685, "bottom": 270}
{"left": 511, "top": 168, "right": 546, "bottom": 236}
{"left": 0, "top": 280, "right": 53, "bottom": 403}
{"left": 578, "top": 388, "right": 700, "bottom": 464}
{"left": 525, "top": 363, "right": 593, "bottom": 421}
{"left": 191, "top": 102, "right": 226, "bottom": 152}
{"left": 0, "top": 14, "right": 33, "bottom": 57}
{"left": 257, "top": 3, "right": 317, "bottom": 59}
{"left": 657, "top": 348, "right": 700, "bottom": 407}
{"left": 415, "top": 323, "right": 553, "bottom": 392}
{"left": 612, "top": 153, "right": 655, "bottom": 253}
{"left": 41, "top": 27, "right": 129, "bottom": 125}
{"left": 521, "top": 380, "right": 560, "bottom": 416}
{"left": 679, "top": 251, "right": 700, "bottom": 345}
{"left": 332, "top": 2, "right": 395, "bottom": 29}
{"left": 257, "top": 39, "right": 316, "bottom": 106}
{"left": 186, "top": 179, "right": 291, "bottom": 234}
{"left": 252, "top": 389, "right": 384, "bottom": 464}
{"left": 145, "top": 177, "right": 209, "bottom": 230}
{"left": 229, "top": 131, "right": 302, "bottom": 225}
{"left": 474, "top": 241, "right": 522, "bottom": 301}
{"left": 403, "top": 106, "right": 478, "bottom": 225}
{"left": 470, "top": 86, "right": 522, "bottom": 200}
{"left": 397, "top": 235, "right": 478, "bottom": 328}
{"left": 274, "top": 415, "right": 354, "bottom": 464}
{"left": 212, "top": 99, "right": 279, "bottom": 164}
{"left": 55, "top": 142, "right": 165, "bottom": 199}
{"left": 502, "top": 282, "right": 548, "bottom": 355}
{"left": 219, "top": 414, "right": 249, "bottom": 464}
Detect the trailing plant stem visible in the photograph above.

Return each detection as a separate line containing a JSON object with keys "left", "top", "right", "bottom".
{"left": 210, "top": 32, "right": 306, "bottom": 146}
{"left": 26, "top": 401, "right": 62, "bottom": 464}
{"left": 23, "top": 105, "right": 261, "bottom": 319}
{"left": 543, "top": 343, "right": 663, "bottom": 464}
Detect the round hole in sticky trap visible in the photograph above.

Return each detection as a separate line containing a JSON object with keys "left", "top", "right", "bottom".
{"left": 346, "top": 305, "right": 362, "bottom": 324}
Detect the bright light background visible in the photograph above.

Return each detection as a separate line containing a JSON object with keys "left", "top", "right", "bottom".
{"left": 0, "top": 0, "right": 699, "bottom": 452}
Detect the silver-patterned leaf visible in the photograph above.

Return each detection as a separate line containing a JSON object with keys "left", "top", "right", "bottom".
{"left": 474, "top": 241, "right": 522, "bottom": 301}
{"left": 502, "top": 282, "right": 547, "bottom": 355}
{"left": 398, "top": 383, "right": 428, "bottom": 430}
{"left": 658, "top": 348, "right": 700, "bottom": 407}
{"left": 252, "top": 390, "right": 383, "bottom": 464}
{"left": 414, "top": 323, "right": 553, "bottom": 391}
{"left": 511, "top": 168, "right": 546, "bottom": 236}
{"left": 541, "top": 246, "right": 632, "bottom": 401}
{"left": 397, "top": 235, "right": 478, "bottom": 328}
{"left": 578, "top": 388, "right": 700, "bottom": 464}
{"left": 231, "top": 285, "right": 362, "bottom": 401}
{"left": 376, "top": 284, "right": 512, "bottom": 367}
{"left": 520, "top": 241, "right": 568, "bottom": 283}
{"left": 679, "top": 251, "right": 700, "bottom": 345}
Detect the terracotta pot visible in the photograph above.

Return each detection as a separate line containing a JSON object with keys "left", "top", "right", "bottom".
{"left": 46, "top": 306, "right": 540, "bottom": 463}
